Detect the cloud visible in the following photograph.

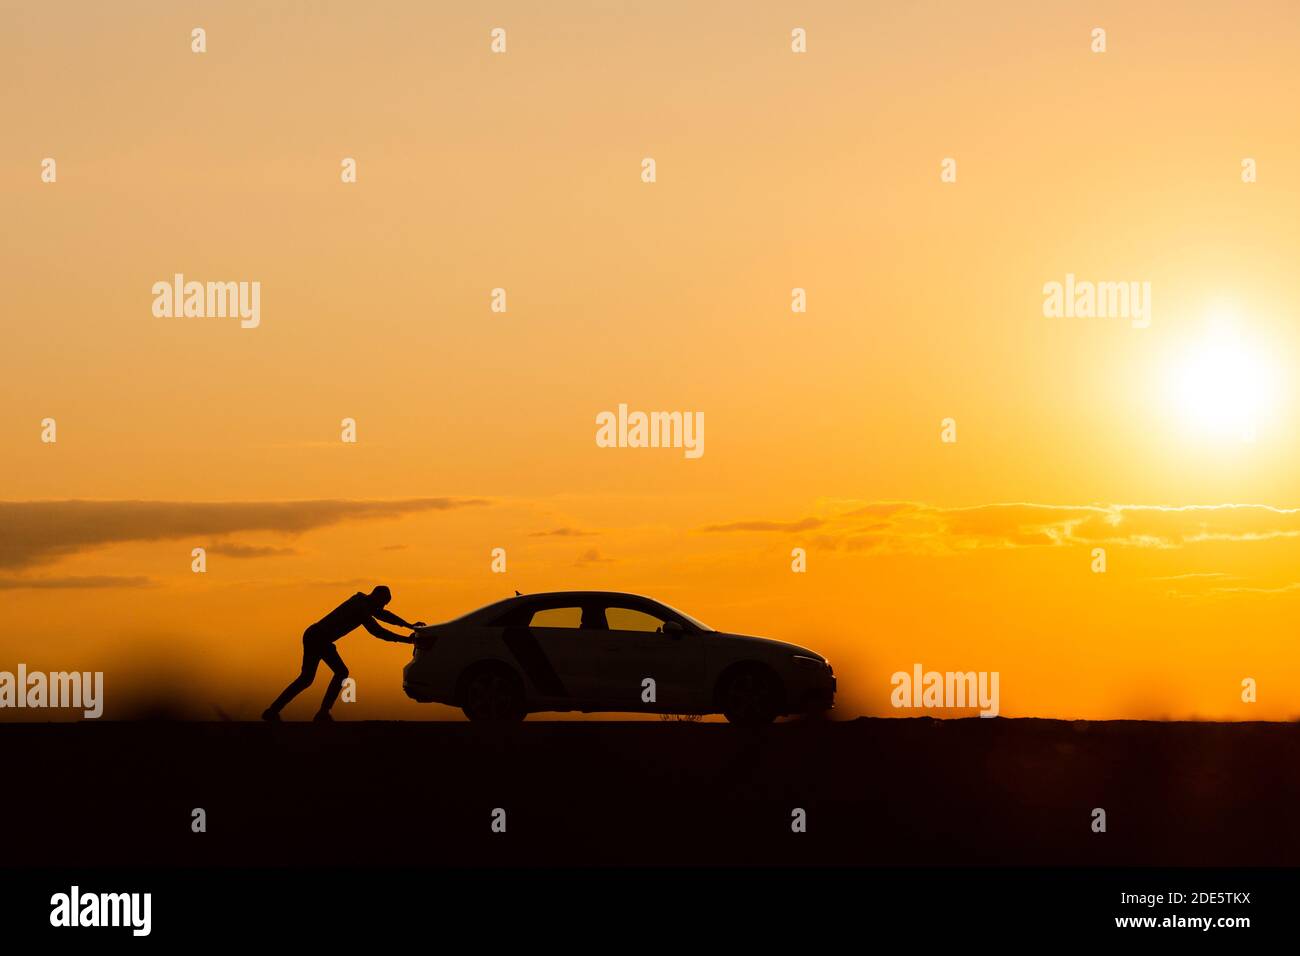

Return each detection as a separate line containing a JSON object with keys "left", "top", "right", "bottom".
{"left": 1146, "top": 572, "right": 1236, "bottom": 582}
{"left": 575, "top": 548, "right": 615, "bottom": 566}
{"left": 530, "top": 527, "right": 598, "bottom": 538}
{"left": 206, "top": 543, "right": 300, "bottom": 559}
{"left": 0, "top": 575, "right": 155, "bottom": 590}
{"left": 702, "top": 517, "right": 825, "bottom": 533}
{"left": 1206, "top": 582, "right": 1300, "bottom": 596}
{"left": 0, "top": 498, "right": 488, "bottom": 570}
{"left": 702, "top": 502, "right": 1300, "bottom": 554}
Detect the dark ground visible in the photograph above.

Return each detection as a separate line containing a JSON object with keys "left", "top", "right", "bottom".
{"left": 3, "top": 718, "right": 1297, "bottom": 866}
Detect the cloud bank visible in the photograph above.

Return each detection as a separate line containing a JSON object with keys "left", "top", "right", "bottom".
{"left": 0, "top": 498, "right": 488, "bottom": 570}
{"left": 703, "top": 502, "right": 1300, "bottom": 554}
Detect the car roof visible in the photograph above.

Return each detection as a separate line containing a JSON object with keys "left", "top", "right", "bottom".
{"left": 451, "top": 591, "right": 715, "bottom": 631}
{"left": 453, "top": 592, "right": 659, "bottom": 625}
{"left": 507, "top": 590, "right": 656, "bottom": 603}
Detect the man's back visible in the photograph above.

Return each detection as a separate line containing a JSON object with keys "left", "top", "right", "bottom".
{"left": 307, "top": 593, "right": 372, "bottom": 642}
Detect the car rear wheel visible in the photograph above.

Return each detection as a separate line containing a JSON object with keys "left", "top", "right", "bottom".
{"left": 460, "top": 666, "right": 527, "bottom": 722}
{"left": 719, "top": 665, "right": 782, "bottom": 726}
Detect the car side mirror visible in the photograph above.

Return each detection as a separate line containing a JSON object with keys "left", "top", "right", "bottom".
{"left": 662, "top": 620, "right": 684, "bottom": 639}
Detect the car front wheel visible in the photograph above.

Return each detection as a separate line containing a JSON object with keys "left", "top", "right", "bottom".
{"left": 719, "top": 665, "right": 782, "bottom": 726}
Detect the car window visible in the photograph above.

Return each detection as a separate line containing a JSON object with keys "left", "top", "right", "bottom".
{"left": 604, "top": 606, "right": 668, "bottom": 633}
{"left": 529, "top": 606, "right": 583, "bottom": 629}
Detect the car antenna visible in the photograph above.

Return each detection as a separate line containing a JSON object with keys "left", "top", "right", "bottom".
{"left": 514, "top": 590, "right": 522, "bottom": 596}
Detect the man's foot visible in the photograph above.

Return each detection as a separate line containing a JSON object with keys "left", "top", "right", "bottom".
{"left": 261, "top": 708, "right": 281, "bottom": 722}
{"left": 313, "top": 711, "right": 334, "bottom": 723}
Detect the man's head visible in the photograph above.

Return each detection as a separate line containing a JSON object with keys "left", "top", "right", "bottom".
{"left": 368, "top": 585, "right": 392, "bottom": 608}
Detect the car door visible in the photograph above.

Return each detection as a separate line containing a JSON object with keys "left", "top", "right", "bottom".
{"left": 594, "top": 602, "right": 705, "bottom": 712}
{"left": 501, "top": 603, "right": 599, "bottom": 707}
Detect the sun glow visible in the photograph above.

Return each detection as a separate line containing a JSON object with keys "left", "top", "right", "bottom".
{"left": 1166, "top": 314, "right": 1280, "bottom": 441}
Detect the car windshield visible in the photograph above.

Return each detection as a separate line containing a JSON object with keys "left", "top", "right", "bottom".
{"left": 655, "top": 601, "right": 714, "bottom": 632}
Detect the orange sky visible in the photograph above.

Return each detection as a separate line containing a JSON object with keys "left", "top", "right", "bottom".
{"left": 2, "top": 2, "right": 1299, "bottom": 720}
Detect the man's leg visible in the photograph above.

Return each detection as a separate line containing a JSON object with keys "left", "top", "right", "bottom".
{"left": 264, "top": 641, "right": 323, "bottom": 719}
{"left": 315, "top": 644, "right": 349, "bottom": 719}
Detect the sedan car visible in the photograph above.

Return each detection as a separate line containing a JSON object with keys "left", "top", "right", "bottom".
{"left": 402, "top": 590, "right": 835, "bottom": 725}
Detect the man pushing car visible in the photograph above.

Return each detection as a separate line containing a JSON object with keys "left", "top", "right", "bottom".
{"left": 263, "top": 585, "right": 424, "bottom": 722}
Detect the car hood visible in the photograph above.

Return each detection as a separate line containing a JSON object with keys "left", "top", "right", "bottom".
{"left": 709, "top": 632, "right": 826, "bottom": 662}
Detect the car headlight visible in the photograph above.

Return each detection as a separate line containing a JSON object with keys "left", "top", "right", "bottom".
{"left": 792, "top": 655, "right": 827, "bottom": 671}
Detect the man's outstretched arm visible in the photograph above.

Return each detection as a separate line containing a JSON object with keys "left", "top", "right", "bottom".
{"left": 363, "top": 617, "right": 414, "bottom": 644}
{"left": 374, "top": 607, "right": 425, "bottom": 629}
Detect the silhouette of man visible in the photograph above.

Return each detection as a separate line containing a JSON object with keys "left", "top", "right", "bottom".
{"left": 263, "top": 585, "right": 424, "bottom": 722}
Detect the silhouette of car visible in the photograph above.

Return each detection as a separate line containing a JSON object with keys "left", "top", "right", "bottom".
{"left": 402, "top": 591, "right": 835, "bottom": 725}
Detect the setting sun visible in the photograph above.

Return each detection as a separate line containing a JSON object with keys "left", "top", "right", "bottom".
{"left": 1166, "top": 315, "right": 1281, "bottom": 440}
